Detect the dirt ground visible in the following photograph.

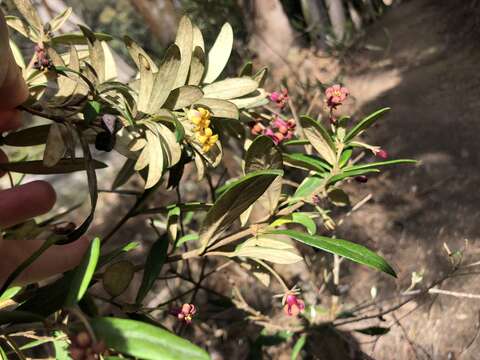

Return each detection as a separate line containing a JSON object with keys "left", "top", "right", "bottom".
{"left": 333, "top": 0, "right": 480, "bottom": 358}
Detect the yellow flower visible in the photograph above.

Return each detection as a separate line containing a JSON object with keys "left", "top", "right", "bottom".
{"left": 188, "top": 107, "right": 218, "bottom": 152}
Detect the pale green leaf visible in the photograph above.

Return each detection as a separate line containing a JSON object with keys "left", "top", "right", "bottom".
{"left": 203, "top": 77, "right": 258, "bottom": 100}
{"left": 300, "top": 115, "right": 336, "bottom": 165}
{"left": 47, "top": 7, "right": 72, "bottom": 32}
{"left": 173, "top": 16, "right": 193, "bottom": 88}
{"left": 194, "top": 98, "right": 239, "bottom": 119}
{"left": 203, "top": 22, "right": 233, "bottom": 83}
{"left": 164, "top": 85, "right": 203, "bottom": 110}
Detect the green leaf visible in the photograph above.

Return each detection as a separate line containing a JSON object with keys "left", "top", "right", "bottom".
{"left": 47, "top": 7, "right": 72, "bottom": 32}
{"left": 269, "top": 230, "right": 396, "bottom": 277}
{"left": 65, "top": 237, "right": 101, "bottom": 307}
{"left": 203, "top": 22, "right": 233, "bottom": 83}
{"left": 283, "top": 153, "right": 331, "bottom": 173}
{"left": 2, "top": 124, "right": 51, "bottom": 146}
{"left": 229, "top": 89, "right": 269, "bottom": 109}
{"left": 124, "top": 36, "right": 158, "bottom": 72}
{"left": 292, "top": 175, "right": 324, "bottom": 201}
{"left": 253, "top": 66, "right": 268, "bottom": 87}
{"left": 164, "top": 86, "right": 203, "bottom": 110}
{"left": 99, "top": 241, "right": 140, "bottom": 267}
{"left": 239, "top": 61, "right": 253, "bottom": 76}
{"left": 149, "top": 45, "right": 182, "bottom": 113}
{"left": 103, "top": 260, "right": 135, "bottom": 297}
{"left": 270, "top": 213, "right": 317, "bottom": 235}
{"left": 188, "top": 47, "right": 205, "bottom": 86}
{"left": 343, "top": 159, "right": 417, "bottom": 172}
{"left": 0, "top": 310, "right": 44, "bottom": 325}
{"left": 0, "top": 286, "right": 22, "bottom": 302}
{"left": 0, "top": 159, "right": 107, "bottom": 174}
{"left": 327, "top": 169, "right": 379, "bottom": 185}
{"left": 339, "top": 148, "right": 353, "bottom": 168}
{"left": 199, "top": 169, "right": 283, "bottom": 249}
{"left": 355, "top": 326, "right": 390, "bottom": 336}
{"left": 136, "top": 235, "right": 169, "bottom": 304}
{"left": 235, "top": 246, "right": 302, "bottom": 264}
{"left": 194, "top": 98, "right": 239, "bottom": 119}
{"left": 291, "top": 334, "right": 307, "bottom": 360}
{"left": 203, "top": 78, "right": 258, "bottom": 100}
{"left": 345, "top": 107, "right": 390, "bottom": 142}
{"left": 173, "top": 16, "right": 193, "bottom": 88}
{"left": 300, "top": 116, "right": 336, "bottom": 164}
{"left": 90, "top": 317, "right": 210, "bottom": 360}
{"left": 83, "top": 100, "right": 102, "bottom": 124}
{"left": 17, "top": 275, "right": 71, "bottom": 316}
{"left": 176, "top": 234, "right": 199, "bottom": 248}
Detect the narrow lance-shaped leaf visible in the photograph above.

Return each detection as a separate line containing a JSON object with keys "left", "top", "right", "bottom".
{"left": 0, "top": 159, "right": 107, "bottom": 174}
{"left": 43, "top": 123, "right": 66, "bottom": 167}
{"left": 124, "top": 36, "right": 158, "bottom": 72}
{"left": 345, "top": 107, "right": 391, "bottom": 142}
{"left": 65, "top": 237, "right": 101, "bottom": 307}
{"left": 269, "top": 230, "right": 397, "bottom": 277}
{"left": 13, "top": 0, "right": 43, "bottom": 32}
{"left": 343, "top": 159, "right": 417, "bottom": 172}
{"left": 188, "top": 47, "right": 205, "bottom": 86}
{"left": 3, "top": 124, "right": 51, "bottom": 146}
{"left": 203, "top": 22, "right": 233, "bottom": 83}
{"left": 90, "top": 317, "right": 210, "bottom": 360}
{"left": 199, "top": 169, "right": 283, "bottom": 250}
{"left": 136, "top": 234, "right": 169, "bottom": 304}
{"left": 173, "top": 16, "right": 193, "bottom": 88}
{"left": 148, "top": 45, "right": 182, "bottom": 113}
{"left": 47, "top": 7, "right": 72, "bottom": 32}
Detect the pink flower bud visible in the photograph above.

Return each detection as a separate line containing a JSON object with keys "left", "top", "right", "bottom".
{"left": 171, "top": 303, "right": 197, "bottom": 324}
{"left": 269, "top": 92, "right": 281, "bottom": 102}
{"left": 376, "top": 149, "right": 388, "bottom": 159}
{"left": 325, "top": 84, "right": 349, "bottom": 109}
{"left": 283, "top": 294, "right": 305, "bottom": 317}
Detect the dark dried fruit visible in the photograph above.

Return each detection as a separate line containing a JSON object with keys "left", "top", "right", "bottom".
{"left": 95, "top": 131, "right": 116, "bottom": 152}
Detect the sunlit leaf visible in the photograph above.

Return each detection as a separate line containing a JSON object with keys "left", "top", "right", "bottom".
{"left": 173, "top": 16, "right": 193, "bottom": 88}
{"left": 194, "top": 98, "right": 238, "bottom": 119}
{"left": 203, "top": 78, "right": 258, "bottom": 100}
{"left": 47, "top": 7, "right": 72, "bottom": 32}
{"left": 65, "top": 237, "right": 101, "bottom": 307}
{"left": 345, "top": 107, "right": 390, "bottom": 142}
{"left": 270, "top": 230, "right": 397, "bottom": 277}
{"left": 203, "top": 22, "right": 233, "bottom": 83}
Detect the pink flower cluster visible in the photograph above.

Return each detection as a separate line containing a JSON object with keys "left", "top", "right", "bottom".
{"left": 250, "top": 117, "right": 296, "bottom": 145}
{"left": 171, "top": 303, "right": 197, "bottom": 324}
{"left": 269, "top": 89, "right": 289, "bottom": 109}
{"left": 33, "top": 45, "right": 53, "bottom": 71}
{"left": 325, "top": 84, "right": 349, "bottom": 109}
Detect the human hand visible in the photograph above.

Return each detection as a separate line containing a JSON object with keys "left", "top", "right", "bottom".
{"left": 0, "top": 13, "right": 90, "bottom": 288}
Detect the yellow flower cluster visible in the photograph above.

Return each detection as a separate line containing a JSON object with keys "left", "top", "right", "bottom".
{"left": 187, "top": 107, "right": 218, "bottom": 153}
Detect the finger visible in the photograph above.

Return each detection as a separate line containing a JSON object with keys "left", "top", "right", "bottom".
{"left": 0, "top": 180, "right": 56, "bottom": 228}
{"left": 0, "top": 109, "right": 22, "bottom": 133}
{"left": 1, "top": 237, "right": 91, "bottom": 285}
{"left": 0, "top": 57, "right": 28, "bottom": 110}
